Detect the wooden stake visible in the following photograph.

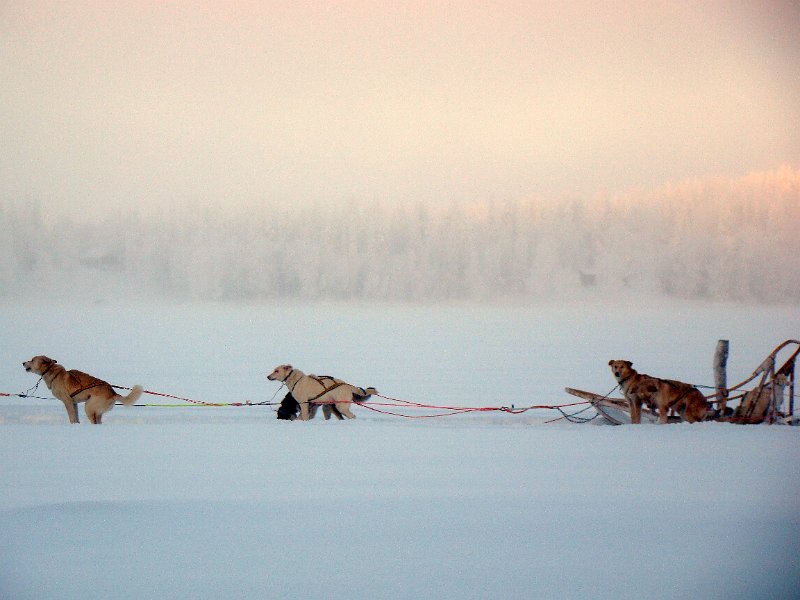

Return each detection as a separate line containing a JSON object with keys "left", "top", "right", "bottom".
{"left": 714, "top": 340, "right": 729, "bottom": 416}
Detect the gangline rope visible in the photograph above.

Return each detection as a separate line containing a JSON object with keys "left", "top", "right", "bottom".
{"left": 1, "top": 385, "right": 598, "bottom": 420}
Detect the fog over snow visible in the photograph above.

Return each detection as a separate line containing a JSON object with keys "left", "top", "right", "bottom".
{"left": 3, "top": 167, "right": 799, "bottom": 304}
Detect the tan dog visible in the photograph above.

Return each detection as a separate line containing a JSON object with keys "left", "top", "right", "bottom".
{"left": 608, "top": 360, "right": 708, "bottom": 424}
{"left": 267, "top": 364, "right": 377, "bottom": 420}
{"left": 23, "top": 355, "right": 142, "bottom": 424}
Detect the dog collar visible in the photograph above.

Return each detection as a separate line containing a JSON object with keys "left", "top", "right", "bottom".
{"left": 284, "top": 369, "right": 300, "bottom": 391}
{"left": 40, "top": 362, "right": 55, "bottom": 378}
{"left": 39, "top": 361, "right": 58, "bottom": 385}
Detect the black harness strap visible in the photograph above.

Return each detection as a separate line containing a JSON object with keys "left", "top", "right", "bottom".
{"left": 619, "top": 373, "right": 695, "bottom": 412}
{"left": 285, "top": 369, "right": 301, "bottom": 392}
{"left": 69, "top": 382, "right": 108, "bottom": 399}
{"left": 40, "top": 362, "right": 55, "bottom": 379}
{"left": 661, "top": 379, "right": 696, "bottom": 410}
{"left": 617, "top": 374, "right": 633, "bottom": 387}
{"left": 307, "top": 376, "right": 345, "bottom": 403}
{"left": 284, "top": 372, "right": 348, "bottom": 403}
{"left": 39, "top": 362, "right": 59, "bottom": 389}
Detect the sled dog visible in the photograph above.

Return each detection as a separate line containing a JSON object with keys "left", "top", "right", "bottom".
{"left": 608, "top": 360, "right": 708, "bottom": 424}
{"left": 276, "top": 392, "right": 301, "bottom": 420}
{"left": 276, "top": 391, "right": 343, "bottom": 421}
{"left": 268, "top": 364, "right": 376, "bottom": 420}
{"left": 23, "top": 355, "right": 142, "bottom": 424}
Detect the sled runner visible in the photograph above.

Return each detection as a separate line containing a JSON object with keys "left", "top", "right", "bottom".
{"left": 564, "top": 388, "right": 673, "bottom": 425}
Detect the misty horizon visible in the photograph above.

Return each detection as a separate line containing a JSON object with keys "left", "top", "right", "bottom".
{"left": 3, "top": 167, "right": 798, "bottom": 305}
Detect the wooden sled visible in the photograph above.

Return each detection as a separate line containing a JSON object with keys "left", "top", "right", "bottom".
{"left": 564, "top": 388, "right": 671, "bottom": 425}
{"left": 716, "top": 340, "right": 799, "bottom": 424}
{"left": 567, "top": 340, "right": 799, "bottom": 426}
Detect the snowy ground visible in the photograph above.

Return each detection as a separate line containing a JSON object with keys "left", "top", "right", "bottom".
{"left": 1, "top": 299, "right": 799, "bottom": 599}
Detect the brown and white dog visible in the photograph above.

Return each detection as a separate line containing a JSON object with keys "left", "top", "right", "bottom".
{"left": 23, "top": 355, "right": 142, "bottom": 424}
{"left": 608, "top": 360, "right": 709, "bottom": 424}
{"left": 267, "top": 364, "right": 376, "bottom": 420}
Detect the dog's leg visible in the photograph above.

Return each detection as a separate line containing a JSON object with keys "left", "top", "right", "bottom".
{"left": 336, "top": 402, "right": 356, "bottom": 419}
{"left": 299, "top": 401, "right": 310, "bottom": 421}
{"left": 62, "top": 399, "right": 80, "bottom": 424}
{"left": 682, "top": 400, "right": 701, "bottom": 423}
{"left": 658, "top": 404, "right": 669, "bottom": 424}
{"left": 630, "top": 400, "right": 641, "bottom": 424}
{"left": 85, "top": 397, "right": 109, "bottom": 425}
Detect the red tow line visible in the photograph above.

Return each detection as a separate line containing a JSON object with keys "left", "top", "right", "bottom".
{"left": 358, "top": 393, "right": 592, "bottom": 419}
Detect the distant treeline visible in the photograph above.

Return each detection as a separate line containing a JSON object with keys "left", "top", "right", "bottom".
{"left": 2, "top": 167, "right": 798, "bottom": 303}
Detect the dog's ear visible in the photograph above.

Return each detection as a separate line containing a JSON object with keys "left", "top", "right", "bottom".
{"left": 608, "top": 360, "right": 613, "bottom": 366}
{"left": 625, "top": 361, "right": 633, "bottom": 368}
{"left": 285, "top": 364, "right": 292, "bottom": 370}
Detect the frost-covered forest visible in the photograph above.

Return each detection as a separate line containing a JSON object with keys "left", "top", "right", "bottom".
{"left": 2, "top": 167, "right": 798, "bottom": 303}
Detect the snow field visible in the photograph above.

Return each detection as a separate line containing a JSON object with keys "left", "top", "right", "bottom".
{"left": 1, "top": 300, "right": 799, "bottom": 598}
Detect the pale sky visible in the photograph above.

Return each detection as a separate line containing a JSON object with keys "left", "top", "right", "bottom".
{"left": 2, "top": 1, "right": 798, "bottom": 217}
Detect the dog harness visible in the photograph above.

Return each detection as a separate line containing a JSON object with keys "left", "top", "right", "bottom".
{"left": 69, "top": 382, "right": 109, "bottom": 399}
{"left": 283, "top": 370, "right": 345, "bottom": 403}
{"left": 284, "top": 369, "right": 299, "bottom": 391}
{"left": 38, "top": 361, "right": 59, "bottom": 388}
{"left": 662, "top": 380, "right": 696, "bottom": 410}
{"left": 621, "top": 374, "right": 696, "bottom": 411}
{"left": 37, "top": 361, "right": 108, "bottom": 400}
{"left": 306, "top": 376, "right": 345, "bottom": 403}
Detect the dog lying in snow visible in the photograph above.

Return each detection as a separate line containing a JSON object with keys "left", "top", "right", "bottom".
{"left": 268, "top": 364, "right": 376, "bottom": 420}
{"left": 276, "top": 391, "right": 344, "bottom": 420}
{"left": 276, "top": 392, "right": 301, "bottom": 420}
{"left": 608, "top": 360, "right": 709, "bottom": 424}
{"left": 22, "top": 355, "right": 142, "bottom": 424}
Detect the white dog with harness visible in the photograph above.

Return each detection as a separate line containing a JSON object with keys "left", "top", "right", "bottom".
{"left": 268, "top": 364, "right": 377, "bottom": 420}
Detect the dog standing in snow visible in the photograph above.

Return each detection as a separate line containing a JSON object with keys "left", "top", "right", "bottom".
{"left": 268, "top": 364, "right": 376, "bottom": 420}
{"left": 23, "top": 355, "right": 142, "bottom": 424}
{"left": 608, "top": 359, "right": 708, "bottom": 424}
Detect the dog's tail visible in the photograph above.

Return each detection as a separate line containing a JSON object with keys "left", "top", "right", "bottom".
{"left": 353, "top": 386, "right": 378, "bottom": 401}
{"left": 119, "top": 385, "right": 143, "bottom": 406}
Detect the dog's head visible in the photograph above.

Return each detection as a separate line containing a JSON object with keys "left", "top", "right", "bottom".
{"left": 268, "top": 364, "right": 293, "bottom": 382}
{"left": 276, "top": 392, "right": 300, "bottom": 420}
{"left": 22, "top": 355, "right": 57, "bottom": 376}
{"left": 608, "top": 360, "right": 635, "bottom": 382}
